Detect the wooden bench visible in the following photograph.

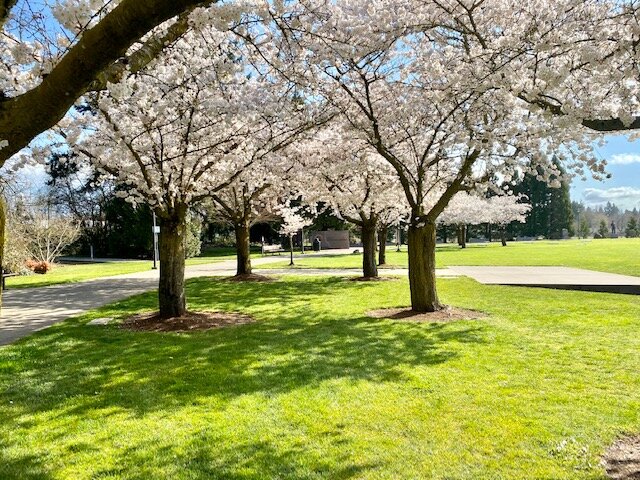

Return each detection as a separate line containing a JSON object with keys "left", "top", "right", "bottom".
{"left": 2, "top": 270, "right": 18, "bottom": 290}
{"left": 261, "top": 244, "right": 285, "bottom": 255}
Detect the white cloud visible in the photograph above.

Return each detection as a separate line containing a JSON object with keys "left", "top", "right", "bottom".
{"left": 582, "top": 187, "right": 640, "bottom": 207}
{"left": 609, "top": 153, "right": 640, "bottom": 165}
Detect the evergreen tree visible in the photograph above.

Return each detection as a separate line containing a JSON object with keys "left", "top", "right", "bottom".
{"left": 597, "top": 219, "right": 609, "bottom": 238}
{"left": 103, "top": 197, "right": 154, "bottom": 258}
{"left": 578, "top": 218, "right": 590, "bottom": 238}
{"left": 513, "top": 157, "right": 574, "bottom": 238}
{"left": 512, "top": 169, "right": 549, "bottom": 237}
{"left": 626, "top": 217, "right": 639, "bottom": 238}
{"left": 547, "top": 157, "right": 574, "bottom": 238}
{"left": 604, "top": 201, "right": 620, "bottom": 217}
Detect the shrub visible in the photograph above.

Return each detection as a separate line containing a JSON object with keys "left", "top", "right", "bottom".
{"left": 25, "top": 260, "right": 52, "bottom": 274}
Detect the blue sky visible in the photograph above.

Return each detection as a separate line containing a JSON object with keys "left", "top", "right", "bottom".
{"left": 572, "top": 135, "right": 640, "bottom": 211}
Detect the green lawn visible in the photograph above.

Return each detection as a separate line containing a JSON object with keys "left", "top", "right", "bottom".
{"left": 5, "top": 247, "right": 244, "bottom": 289}
{"left": 265, "top": 238, "right": 640, "bottom": 276}
{"left": 1, "top": 275, "right": 639, "bottom": 478}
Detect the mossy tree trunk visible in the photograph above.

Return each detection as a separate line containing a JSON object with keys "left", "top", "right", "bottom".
{"left": 234, "top": 218, "right": 252, "bottom": 275}
{"left": 378, "top": 225, "right": 388, "bottom": 266}
{"left": 158, "top": 204, "right": 187, "bottom": 318}
{"left": 407, "top": 220, "right": 441, "bottom": 312}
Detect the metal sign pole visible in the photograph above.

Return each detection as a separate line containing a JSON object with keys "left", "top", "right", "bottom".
{"left": 152, "top": 211, "right": 159, "bottom": 270}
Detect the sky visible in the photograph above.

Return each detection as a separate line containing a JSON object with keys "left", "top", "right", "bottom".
{"left": 573, "top": 134, "right": 640, "bottom": 211}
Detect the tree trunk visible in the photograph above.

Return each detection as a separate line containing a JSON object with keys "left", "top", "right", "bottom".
{"left": 234, "top": 220, "right": 252, "bottom": 275}
{"left": 378, "top": 225, "right": 388, "bottom": 266}
{"left": 362, "top": 220, "right": 378, "bottom": 278}
{"left": 158, "top": 206, "right": 187, "bottom": 318}
{"left": 289, "top": 235, "right": 294, "bottom": 266}
{"left": 457, "top": 225, "right": 467, "bottom": 248}
{"left": 0, "top": 196, "right": 5, "bottom": 310}
{"left": 501, "top": 226, "right": 507, "bottom": 246}
{"left": 487, "top": 223, "right": 492, "bottom": 242}
{"left": 408, "top": 221, "right": 441, "bottom": 312}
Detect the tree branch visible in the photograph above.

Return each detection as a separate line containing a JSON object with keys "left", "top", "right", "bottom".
{"left": 0, "top": 0, "right": 216, "bottom": 165}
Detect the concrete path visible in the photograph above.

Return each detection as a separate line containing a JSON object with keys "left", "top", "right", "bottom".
{"left": 0, "top": 256, "right": 285, "bottom": 346}
{"left": 0, "top": 249, "right": 409, "bottom": 346}
{"left": 5, "top": 258, "right": 638, "bottom": 346}
{"left": 254, "top": 267, "right": 455, "bottom": 277}
{"left": 448, "top": 266, "right": 640, "bottom": 294}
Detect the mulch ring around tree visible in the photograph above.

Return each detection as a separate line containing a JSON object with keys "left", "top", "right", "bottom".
{"left": 348, "top": 276, "right": 398, "bottom": 282}
{"left": 224, "top": 273, "right": 275, "bottom": 282}
{"left": 120, "top": 311, "right": 255, "bottom": 332}
{"left": 366, "top": 306, "right": 486, "bottom": 323}
{"left": 602, "top": 435, "right": 640, "bottom": 479}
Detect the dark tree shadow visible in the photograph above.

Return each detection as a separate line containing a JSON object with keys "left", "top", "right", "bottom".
{"left": 0, "top": 276, "right": 488, "bottom": 478}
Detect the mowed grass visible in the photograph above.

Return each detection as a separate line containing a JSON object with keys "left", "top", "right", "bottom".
{"left": 264, "top": 238, "right": 640, "bottom": 276}
{"left": 2, "top": 275, "right": 640, "bottom": 479}
{"left": 5, "top": 247, "right": 242, "bottom": 289}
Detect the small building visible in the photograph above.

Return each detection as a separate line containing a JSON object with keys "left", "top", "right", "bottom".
{"left": 309, "top": 230, "right": 350, "bottom": 250}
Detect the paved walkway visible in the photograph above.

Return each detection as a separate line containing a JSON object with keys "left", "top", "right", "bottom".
{"left": 4, "top": 259, "right": 639, "bottom": 346}
{"left": 0, "top": 249, "right": 395, "bottom": 345}
{"left": 254, "top": 267, "right": 455, "bottom": 277}
{"left": 0, "top": 256, "right": 284, "bottom": 346}
{"left": 448, "top": 266, "right": 640, "bottom": 294}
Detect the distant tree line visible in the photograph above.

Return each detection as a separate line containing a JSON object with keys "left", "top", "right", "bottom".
{"left": 572, "top": 201, "right": 640, "bottom": 239}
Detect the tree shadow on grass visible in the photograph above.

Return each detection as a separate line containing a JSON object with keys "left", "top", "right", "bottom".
{"left": 91, "top": 429, "right": 382, "bottom": 480}
{"left": 3, "top": 278, "right": 488, "bottom": 413}
{"left": 0, "top": 276, "right": 487, "bottom": 477}
{"left": 0, "top": 438, "right": 54, "bottom": 480}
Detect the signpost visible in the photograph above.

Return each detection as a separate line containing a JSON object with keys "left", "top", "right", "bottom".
{"left": 152, "top": 212, "right": 159, "bottom": 270}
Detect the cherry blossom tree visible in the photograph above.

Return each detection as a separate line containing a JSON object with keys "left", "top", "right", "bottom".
{"left": 279, "top": 204, "right": 312, "bottom": 266}
{"left": 208, "top": 158, "right": 301, "bottom": 278}
{"left": 484, "top": 196, "right": 531, "bottom": 246}
{"left": 376, "top": 204, "right": 406, "bottom": 267}
{"left": 2, "top": 0, "right": 640, "bottom": 172}
{"left": 72, "top": 26, "right": 317, "bottom": 317}
{"left": 3, "top": 0, "right": 640, "bottom": 318}
{"left": 440, "top": 193, "right": 530, "bottom": 248}
{"left": 255, "top": 0, "right": 627, "bottom": 311}
{"left": 0, "top": 0, "right": 253, "bottom": 165}
{"left": 439, "top": 193, "right": 488, "bottom": 249}
{"left": 297, "top": 132, "right": 406, "bottom": 278}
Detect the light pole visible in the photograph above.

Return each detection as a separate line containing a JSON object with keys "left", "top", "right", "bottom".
{"left": 152, "top": 211, "right": 159, "bottom": 270}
